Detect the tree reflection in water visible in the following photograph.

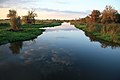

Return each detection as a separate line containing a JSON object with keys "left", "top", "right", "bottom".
{"left": 9, "top": 41, "right": 23, "bottom": 54}
{"left": 85, "top": 31, "right": 120, "bottom": 49}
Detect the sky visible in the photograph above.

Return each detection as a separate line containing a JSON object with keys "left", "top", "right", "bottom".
{"left": 0, "top": 0, "right": 119, "bottom": 20}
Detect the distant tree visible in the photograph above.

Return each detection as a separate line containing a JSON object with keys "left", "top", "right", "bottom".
{"left": 22, "top": 16, "right": 29, "bottom": 24}
{"left": 28, "top": 10, "right": 37, "bottom": 24}
{"left": 90, "top": 10, "right": 101, "bottom": 23}
{"left": 85, "top": 16, "right": 92, "bottom": 23}
{"left": 79, "top": 18, "right": 86, "bottom": 23}
{"left": 7, "top": 9, "right": 22, "bottom": 31}
{"left": 22, "top": 9, "right": 37, "bottom": 25}
{"left": 101, "top": 5, "right": 118, "bottom": 23}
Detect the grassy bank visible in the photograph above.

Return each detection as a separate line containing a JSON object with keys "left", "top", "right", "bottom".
{"left": 0, "top": 21, "right": 63, "bottom": 45}
{"left": 74, "top": 23, "right": 120, "bottom": 45}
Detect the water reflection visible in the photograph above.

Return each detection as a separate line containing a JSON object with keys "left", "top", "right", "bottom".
{"left": 85, "top": 31, "right": 120, "bottom": 49}
{"left": 9, "top": 41, "right": 23, "bottom": 54}
{"left": 0, "top": 22, "right": 120, "bottom": 80}
{"left": 40, "top": 22, "right": 78, "bottom": 32}
{"left": 21, "top": 48, "right": 72, "bottom": 66}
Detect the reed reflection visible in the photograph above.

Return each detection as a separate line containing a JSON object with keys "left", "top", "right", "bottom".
{"left": 85, "top": 31, "right": 120, "bottom": 49}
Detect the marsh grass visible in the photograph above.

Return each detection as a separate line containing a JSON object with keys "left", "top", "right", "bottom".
{"left": 0, "top": 27, "right": 44, "bottom": 45}
{"left": 0, "top": 21, "right": 62, "bottom": 45}
{"left": 74, "top": 23, "right": 120, "bottom": 44}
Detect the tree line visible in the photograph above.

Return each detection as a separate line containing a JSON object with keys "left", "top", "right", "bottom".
{"left": 79, "top": 5, "right": 120, "bottom": 24}
{"left": 70, "top": 6, "right": 120, "bottom": 44}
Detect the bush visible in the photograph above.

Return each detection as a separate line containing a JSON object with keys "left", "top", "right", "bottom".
{"left": 86, "top": 23, "right": 102, "bottom": 32}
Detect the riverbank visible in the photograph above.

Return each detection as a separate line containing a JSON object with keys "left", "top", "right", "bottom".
{"left": 73, "top": 23, "right": 120, "bottom": 45}
{"left": 0, "top": 21, "right": 63, "bottom": 45}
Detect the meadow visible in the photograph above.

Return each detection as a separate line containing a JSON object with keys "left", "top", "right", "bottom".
{"left": 0, "top": 20, "right": 62, "bottom": 45}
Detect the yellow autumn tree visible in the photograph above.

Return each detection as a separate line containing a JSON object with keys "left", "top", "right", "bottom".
{"left": 101, "top": 5, "right": 118, "bottom": 23}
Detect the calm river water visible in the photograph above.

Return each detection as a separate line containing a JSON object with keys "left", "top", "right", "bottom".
{"left": 0, "top": 22, "right": 120, "bottom": 80}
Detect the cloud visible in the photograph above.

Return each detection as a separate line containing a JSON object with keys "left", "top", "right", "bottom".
{"left": 55, "top": 1, "right": 68, "bottom": 4}
{"left": 22, "top": 7, "right": 89, "bottom": 19}
{"left": 0, "top": 5, "right": 4, "bottom": 8}
{"left": 34, "top": 8, "right": 89, "bottom": 19}
{"left": 61, "top": 10, "right": 86, "bottom": 14}
{"left": 0, "top": 0, "right": 9, "bottom": 3}
{"left": 0, "top": 0, "right": 10, "bottom": 8}
{"left": 0, "top": 0, "right": 38, "bottom": 8}
{"left": 0, "top": 0, "right": 35, "bottom": 3}
{"left": 36, "top": 8, "right": 88, "bottom": 15}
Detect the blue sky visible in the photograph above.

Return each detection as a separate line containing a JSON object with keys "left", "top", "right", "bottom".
{"left": 0, "top": 0, "right": 119, "bottom": 19}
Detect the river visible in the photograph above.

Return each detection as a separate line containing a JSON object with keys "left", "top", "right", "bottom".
{"left": 0, "top": 22, "right": 120, "bottom": 80}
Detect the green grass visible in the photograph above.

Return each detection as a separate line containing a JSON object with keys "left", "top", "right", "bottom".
{"left": 0, "top": 21, "right": 62, "bottom": 45}
{"left": 75, "top": 24, "right": 86, "bottom": 30}
{"left": 22, "top": 21, "right": 62, "bottom": 28}
{"left": 75, "top": 24, "right": 120, "bottom": 44}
